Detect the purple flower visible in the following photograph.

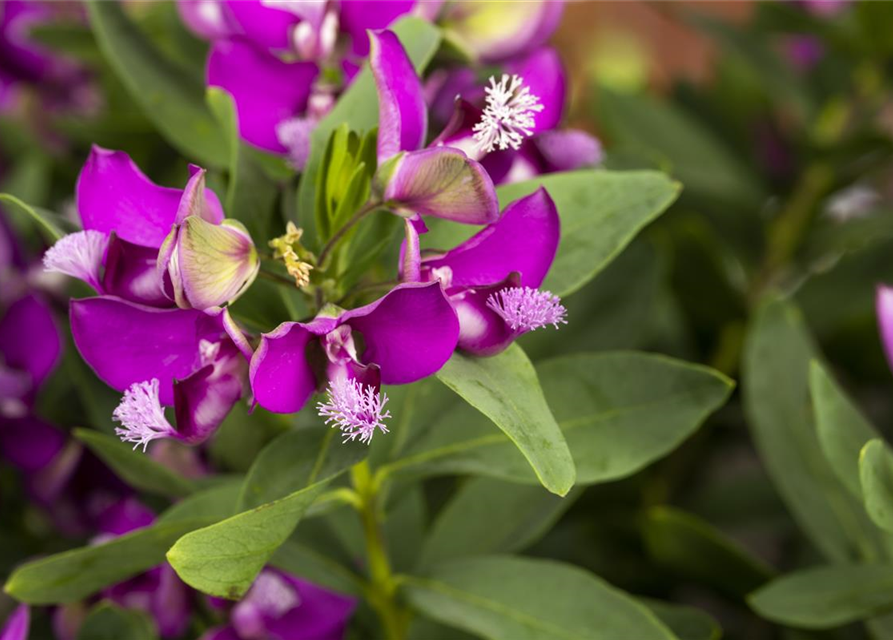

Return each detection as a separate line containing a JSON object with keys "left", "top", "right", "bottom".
{"left": 200, "top": 569, "right": 355, "bottom": 640}
{"left": 369, "top": 29, "right": 500, "bottom": 225}
{"left": 70, "top": 297, "right": 251, "bottom": 449}
{"left": 878, "top": 286, "right": 893, "bottom": 374}
{"left": 430, "top": 47, "right": 602, "bottom": 185}
{"left": 407, "top": 188, "right": 568, "bottom": 356}
{"left": 250, "top": 282, "right": 458, "bottom": 442}
{"left": 0, "top": 604, "right": 28, "bottom": 640}
{"left": 193, "top": 1, "right": 420, "bottom": 165}
{"left": 43, "top": 146, "right": 228, "bottom": 308}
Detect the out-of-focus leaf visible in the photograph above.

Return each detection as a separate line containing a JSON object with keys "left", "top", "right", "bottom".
{"left": 74, "top": 429, "right": 196, "bottom": 498}
{"left": 861, "top": 439, "right": 893, "bottom": 534}
{"left": 642, "top": 506, "right": 775, "bottom": 598}
{"left": 418, "top": 477, "right": 579, "bottom": 569}
{"left": 749, "top": 565, "right": 893, "bottom": 629}
{"left": 167, "top": 430, "right": 364, "bottom": 598}
{"left": 0, "top": 193, "right": 69, "bottom": 242}
{"left": 403, "top": 556, "right": 677, "bottom": 640}
{"left": 29, "top": 23, "right": 101, "bottom": 63}
{"left": 742, "top": 298, "right": 885, "bottom": 562}
{"left": 75, "top": 603, "right": 156, "bottom": 640}
{"left": 435, "top": 345, "right": 576, "bottom": 497}
{"left": 87, "top": 1, "right": 227, "bottom": 167}
{"left": 296, "top": 17, "right": 441, "bottom": 247}
{"left": 388, "top": 352, "right": 731, "bottom": 487}
{"left": 640, "top": 599, "right": 721, "bottom": 640}
{"left": 811, "top": 361, "right": 881, "bottom": 498}
{"left": 270, "top": 539, "right": 363, "bottom": 597}
{"left": 598, "top": 87, "right": 764, "bottom": 211}
{"left": 237, "top": 428, "right": 365, "bottom": 510}
{"left": 426, "top": 171, "right": 680, "bottom": 298}
{"left": 3, "top": 482, "right": 239, "bottom": 604}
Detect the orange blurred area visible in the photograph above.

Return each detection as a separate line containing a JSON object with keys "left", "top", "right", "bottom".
{"left": 554, "top": 1, "right": 754, "bottom": 126}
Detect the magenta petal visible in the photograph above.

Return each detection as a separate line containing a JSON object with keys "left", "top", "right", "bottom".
{"left": 370, "top": 29, "right": 427, "bottom": 162}
{"left": 207, "top": 38, "right": 318, "bottom": 153}
{"left": 96, "top": 496, "right": 156, "bottom": 536}
{"left": 173, "top": 343, "right": 245, "bottom": 444}
{"left": 250, "top": 321, "right": 325, "bottom": 413}
{"left": 199, "top": 627, "right": 241, "bottom": 640}
{"left": 70, "top": 297, "right": 226, "bottom": 405}
{"left": 340, "top": 1, "right": 416, "bottom": 57}
{"left": 102, "top": 234, "right": 170, "bottom": 308}
{"left": 342, "top": 282, "right": 459, "bottom": 384}
{"left": 383, "top": 148, "right": 499, "bottom": 224}
{"left": 878, "top": 286, "right": 893, "bottom": 374}
{"left": 452, "top": 275, "right": 521, "bottom": 356}
{"left": 0, "top": 294, "right": 61, "bottom": 388}
{"left": 269, "top": 574, "right": 356, "bottom": 640}
{"left": 507, "top": 47, "right": 565, "bottom": 133}
{"left": 533, "top": 129, "right": 603, "bottom": 172}
{"left": 0, "top": 604, "right": 29, "bottom": 640}
{"left": 152, "top": 564, "right": 193, "bottom": 639}
{"left": 177, "top": 0, "right": 236, "bottom": 40}
{"left": 76, "top": 147, "right": 223, "bottom": 248}
{"left": 423, "top": 187, "right": 559, "bottom": 288}
{"left": 224, "top": 0, "right": 298, "bottom": 51}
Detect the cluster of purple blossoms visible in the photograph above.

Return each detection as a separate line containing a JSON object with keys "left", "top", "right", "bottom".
{"left": 2, "top": 1, "right": 596, "bottom": 636}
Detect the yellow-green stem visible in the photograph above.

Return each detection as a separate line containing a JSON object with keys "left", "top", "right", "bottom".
{"left": 351, "top": 461, "right": 407, "bottom": 640}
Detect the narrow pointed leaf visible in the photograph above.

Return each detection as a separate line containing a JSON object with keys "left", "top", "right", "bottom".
{"left": 860, "top": 439, "right": 893, "bottom": 534}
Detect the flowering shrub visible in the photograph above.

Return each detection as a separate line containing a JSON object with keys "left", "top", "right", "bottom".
{"left": 3, "top": 0, "right": 893, "bottom": 639}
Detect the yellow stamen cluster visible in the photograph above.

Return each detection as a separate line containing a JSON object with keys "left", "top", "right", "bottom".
{"left": 269, "top": 222, "right": 314, "bottom": 289}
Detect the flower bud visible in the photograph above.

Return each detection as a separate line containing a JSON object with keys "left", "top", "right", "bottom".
{"left": 158, "top": 216, "right": 259, "bottom": 310}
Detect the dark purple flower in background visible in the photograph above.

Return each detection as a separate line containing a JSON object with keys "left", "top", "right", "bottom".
{"left": 250, "top": 282, "right": 458, "bottom": 443}
{"left": 877, "top": 286, "right": 893, "bottom": 374}
{"left": 201, "top": 569, "right": 355, "bottom": 640}
{"left": 0, "top": 0, "right": 95, "bottom": 115}
{"left": 407, "top": 188, "right": 567, "bottom": 356}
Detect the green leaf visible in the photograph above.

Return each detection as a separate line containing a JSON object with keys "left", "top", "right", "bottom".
{"left": 749, "top": 565, "right": 893, "bottom": 629}
{"left": 640, "top": 599, "right": 721, "bottom": 640}
{"left": 0, "top": 193, "right": 68, "bottom": 242}
{"left": 3, "top": 482, "right": 238, "bottom": 604}
{"left": 270, "top": 539, "right": 364, "bottom": 597}
{"left": 861, "top": 439, "right": 893, "bottom": 534}
{"left": 435, "top": 345, "right": 576, "bottom": 496}
{"left": 76, "top": 603, "right": 157, "bottom": 640}
{"left": 597, "top": 87, "right": 764, "bottom": 211}
{"left": 206, "top": 87, "right": 282, "bottom": 240}
{"left": 426, "top": 171, "right": 680, "bottom": 298}
{"left": 742, "top": 298, "right": 885, "bottom": 563}
{"left": 237, "top": 428, "right": 366, "bottom": 511}
{"left": 811, "top": 361, "right": 881, "bottom": 498}
{"left": 296, "top": 17, "right": 441, "bottom": 246}
{"left": 402, "top": 555, "right": 677, "bottom": 640}
{"left": 167, "top": 429, "right": 364, "bottom": 598}
{"left": 388, "top": 352, "right": 731, "bottom": 487}
{"left": 418, "top": 477, "right": 579, "bottom": 569}
{"left": 74, "top": 429, "right": 196, "bottom": 498}
{"left": 642, "top": 506, "right": 774, "bottom": 598}
{"left": 87, "top": 1, "right": 227, "bottom": 167}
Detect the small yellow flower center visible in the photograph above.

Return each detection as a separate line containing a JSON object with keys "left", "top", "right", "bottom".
{"left": 269, "top": 222, "right": 315, "bottom": 289}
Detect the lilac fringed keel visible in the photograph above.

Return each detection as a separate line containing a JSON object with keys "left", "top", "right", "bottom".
{"left": 487, "top": 286, "right": 567, "bottom": 332}
{"left": 317, "top": 377, "right": 392, "bottom": 444}
{"left": 42, "top": 230, "right": 108, "bottom": 292}
{"left": 472, "top": 73, "right": 544, "bottom": 153}
{"left": 113, "top": 379, "right": 177, "bottom": 451}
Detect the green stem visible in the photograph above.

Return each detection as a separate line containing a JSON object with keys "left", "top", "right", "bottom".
{"left": 317, "top": 202, "right": 381, "bottom": 269}
{"left": 258, "top": 267, "right": 297, "bottom": 288}
{"left": 351, "top": 461, "right": 407, "bottom": 640}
